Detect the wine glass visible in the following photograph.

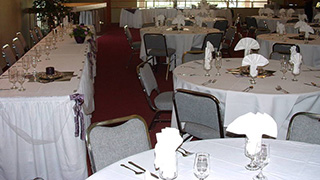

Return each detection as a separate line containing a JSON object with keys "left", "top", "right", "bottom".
{"left": 215, "top": 51, "right": 222, "bottom": 76}
{"left": 244, "top": 138, "right": 260, "bottom": 171}
{"left": 17, "top": 69, "right": 26, "bottom": 91}
{"left": 291, "top": 63, "right": 301, "bottom": 81}
{"left": 52, "top": 36, "right": 57, "bottom": 49}
{"left": 280, "top": 56, "right": 288, "bottom": 80}
{"left": 45, "top": 45, "right": 51, "bottom": 60}
{"left": 35, "top": 46, "right": 42, "bottom": 62}
{"left": 22, "top": 55, "right": 30, "bottom": 75}
{"left": 31, "top": 56, "right": 37, "bottom": 76}
{"left": 253, "top": 144, "right": 270, "bottom": 180}
{"left": 8, "top": 66, "right": 18, "bottom": 89}
{"left": 193, "top": 152, "right": 210, "bottom": 180}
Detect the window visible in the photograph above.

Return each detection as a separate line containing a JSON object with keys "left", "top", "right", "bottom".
{"left": 137, "top": 0, "right": 268, "bottom": 9}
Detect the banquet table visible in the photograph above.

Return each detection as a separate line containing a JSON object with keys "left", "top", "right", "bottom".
{"left": 285, "top": 23, "right": 320, "bottom": 34}
{"left": 257, "top": 33, "right": 320, "bottom": 67}
{"left": 252, "top": 15, "right": 290, "bottom": 32}
{"left": 172, "top": 58, "right": 320, "bottom": 140}
{"left": 0, "top": 27, "right": 95, "bottom": 179}
{"left": 86, "top": 138, "right": 320, "bottom": 180}
{"left": 182, "top": 8, "right": 233, "bottom": 26}
{"left": 166, "top": 17, "right": 226, "bottom": 28}
{"left": 140, "top": 26, "right": 220, "bottom": 68}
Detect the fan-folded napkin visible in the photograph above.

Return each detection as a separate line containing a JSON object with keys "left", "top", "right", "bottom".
{"left": 265, "top": 8, "right": 274, "bottom": 16}
{"left": 195, "top": 16, "right": 203, "bottom": 27}
{"left": 279, "top": 8, "right": 286, "bottom": 17}
{"left": 226, "top": 112, "right": 277, "bottom": 155}
{"left": 299, "top": 24, "right": 314, "bottom": 38}
{"left": 276, "top": 22, "right": 285, "bottom": 34}
{"left": 290, "top": 53, "right": 302, "bottom": 74}
{"left": 294, "top": 20, "right": 308, "bottom": 29}
{"left": 299, "top": 14, "right": 308, "bottom": 22}
{"left": 234, "top": 37, "right": 260, "bottom": 57}
{"left": 290, "top": 46, "right": 298, "bottom": 57}
{"left": 156, "top": 14, "right": 165, "bottom": 26}
{"left": 172, "top": 15, "right": 185, "bottom": 29}
{"left": 242, "top": 54, "right": 269, "bottom": 77}
{"left": 204, "top": 41, "right": 214, "bottom": 69}
{"left": 287, "top": 8, "right": 295, "bottom": 17}
{"left": 154, "top": 127, "right": 182, "bottom": 179}
{"left": 258, "top": 8, "right": 265, "bottom": 16}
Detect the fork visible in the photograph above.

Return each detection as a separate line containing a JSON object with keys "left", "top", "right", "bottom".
{"left": 202, "top": 79, "right": 217, "bottom": 86}
{"left": 179, "top": 147, "right": 194, "bottom": 156}
{"left": 120, "top": 164, "right": 144, "bottom": 175}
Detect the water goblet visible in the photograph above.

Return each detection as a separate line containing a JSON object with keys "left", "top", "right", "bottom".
{"left": 280, "top": 56, "right": 288, "bottom": 80}
{"left": 17, "top": 69, "right": 26, "bottom": 91}
{"left": 253, "top": 144, "right": 270, "bottom": 180}
{"left": 8, "top": 66, "right": 18, "bottom": 89}
{"left": 215, "top": 51, "right": 222, "bottom": 76}
{"left": 45, "top": 45, "right": 51, "bottom": 60}
{"left": 292, "top": 71, "right": 299, "bottom": 81}
{"left": 193, "top": 152, "right": 210, "bottom": 180}
{"left": 31, "top": 56, "right": 37, "bottom": 76}
{"left": 22, "top": 55, "right": 31, "bottom": 75}
{"left": 203, "top": 59, "right": 212, "bottom": 76}
{"left": 35, "top": 46, "right": 42, "bottom": 62}
{"left": 244, "top": 138, "right": 260, "bottom": 171}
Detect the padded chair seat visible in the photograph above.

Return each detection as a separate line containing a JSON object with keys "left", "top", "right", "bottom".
{"left": 132, "top": 41, "right": 141, "bottom": 50}
{"left": 154, "top": 91, "right": 173, "bottom": 111}
{"left": 184, "top": 122, "right": 222, "bottom": 139}
{"left": 190, "top": 47, "right": 201, "bottom": 51}
{"left": 149, "top": 48, "right": 175, "bottom": 57}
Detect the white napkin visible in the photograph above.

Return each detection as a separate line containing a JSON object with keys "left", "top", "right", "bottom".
{"left": 314, "top": 13, "right": 320, "bottom": 21}
{"left": 279, "top": 8, "right": 286, "bottom": 17}
{"left": 172, "top": 15, "right": 185, "bottom": 29}
{"left": 290, "top": 53, "right": 302, "bottom": 74}
{"left": 294, "top": 20, "right": 308, "bottom": 29}
{"left": 276, "top": 21, "right": 285, "bottom": 34}
{"left": 290, "top": 46, "right": 298, "bottom": 57}
{"left": 242, "top": 54, "right": 269, "bottom": 77}
{"left": 234, "top": 37, "right": 260, "bottom": 57}
{"left": 226, "top": 112, "right": 277, "bottom": 155}
{"left": 204, "top": 41, "right": 214, "bottom": 69}
{"left": 299, "top": 14, "right": 308, "bottom": 22}
{"left": 195, "top": 16, "right": 203, "bottom": 27}
{"left": 287, "top": 8, "right": 295, "bottom": 17}
{"left": 265, "top": 8, "right": 274, "bottom": 16}
{"left": 157, "top": 14, "right": 165, "bottom": 26}
{"left": 258, "top": 8, "right": 265, "bottom": 16}
{"left": 299, "top": 23, "right": 314, "bottom": 38}
{"left": 154, "top": 127, "right": 182, "bottom": 179}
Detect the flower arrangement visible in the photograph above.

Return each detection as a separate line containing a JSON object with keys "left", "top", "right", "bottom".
{"left": 69, "top": 24, "right": 93, "bottom": 38}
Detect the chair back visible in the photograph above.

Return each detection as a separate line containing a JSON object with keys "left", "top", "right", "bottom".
{"left": 224, "top": 26, "right": 237, "bottom": 42}
{"left": 286, "top": 112, "right": 320, "bottom": 145}
{"left": 124, "top": 25, "right": 133, "bottom": 45}
{"left": 173, "top": 89, "right": 224, "bottom": 139}
{"left": 12, "top": 37, "right": 25, "bottom": 59}
{"left": 137, "top": 62, "right": 159, "bottom": 97}
{"left": 272, "top": 43, "right": 300, "bottom": 54}
{"left": 201, "top": 32, "right": 224, "bottom": 51}
{"left": 2, "top": 44, "right": 17, "bottom": 66}
{"left": 255, "top": 28, "right": 271, "bottom": 39}
{"left": 245, "top": 17, "right": 258, "bottom": 29}
{"left": 86, "top": 115, "right": 151, "bottom": 173}
{"left": 143, "top": 33, "right": 168, "bottom": 56}
{"left": 29, "top": 29, "right": 39, "bottom": 45}
{"left": 213, "top": 20, "right": 228, "bottom": 32}
{"left": 286, "top": 19, "right": 299, "bottom": 23}
{"left": 34, "top": 26, "right": 44, "bottom": 40}
{"left": 16, "top": 32, "right": 28, "bottom": 51}
{"left": 182, "top": 50, "right": 205, "bottom": 63}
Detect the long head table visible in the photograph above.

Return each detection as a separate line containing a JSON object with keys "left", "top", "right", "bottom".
{"left": 0, "top": 27, "right": 95, "bottom": 179}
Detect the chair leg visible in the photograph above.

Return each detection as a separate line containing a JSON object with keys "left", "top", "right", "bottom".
{"left": 126, "top": 51, "right": 134, "bottom": 68}
{"left": 148, "top": 111, "right": 161, "bottom": 131}
{"left": 165, "top": 59, "right": 170, "bottom": 80}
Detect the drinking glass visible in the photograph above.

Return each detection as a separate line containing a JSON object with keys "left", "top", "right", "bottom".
{"left": 245, "top": 138, "right": 260, "bottom": 171}
{"left": 280, "top": 56, "right": 288, "bottom": 80}
{"left": 45, "top": 45, "right": 51, "bottom": 60}
{"left": 253, "top": 144, "right": 270, "bottom": 180}
{"left": 215, "top": 51, "right": 222, "bottom": 76}
{"left": 291, "top": 64, "right": 301, "bottom": 81}
{"left": 159, "top": 153, "right": 178, "bottom": 180}
{"left": 8, "top": 66, "right": 18, "bottom": 89}
{"left": 203, "top": 60, "right": 212, "bottom": 76}
{"left": 193, "top": 152, "right": 210, "bottom": 180}
{"left": 17, "top": 69, "right": 26, "bottom": 91}
{"left": 31, "top": 56, "right": 37, "bottom": 76}
{"left": 35, "top": 46, "right": 42, "bottom": 62}
{"left": 22, "top": 55, "right": 30, "bottom": 74}
{"left": 52, "top": 36, "right": 57, "bottom": 49}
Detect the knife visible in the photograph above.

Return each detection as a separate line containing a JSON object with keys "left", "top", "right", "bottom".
{"left": 128, "top": 161, "right": 159, "bottom": 179}
{"left": 304, "top": 83, "right": 320, "bottom": 88}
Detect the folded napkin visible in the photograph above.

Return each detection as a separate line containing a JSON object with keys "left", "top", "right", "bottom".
{"left": 294, "top": 20, "right": 308, "bottom": 29}
{"left": 287, "top": 8, "right": 295, "bottom": 17}
{"left": 234, "top": 37, "right": 260, "bottom": 57}
{"left": 195, "top": 16, "right": 203, "bottom": 27}
{"left": 172, "top": 15, "right": 185, "bottom": 29}
{"left": 314, "top": 13, "right": 320, "bottom": 21}
{"left": 204, "top": 41, "right": 214, "bottom": 69}
{"left": 299, "top": 23, "right": 314, "bottom": 38}
{"left": 299, "top": 14, "right": 308, "bottom": 22}
{"left": 154, "top": 127, "right": 182, "bottom": 179}
{"left": 242, "top": 54, "right": 269, "bottom": 77}
{"left": 276, "top": 21, "right": 285, "bottom": 34}
{"left": 290, "top": 53, "right": 302, "bottom": 74}
{"left": 258, "top": 8, "right": 265, "bottom": 16}
{"left": 290, "top": 46, "right": 298, "bottom": 57}
{"left": 226, "top": 112, "right": 277, "bottom": 155}
{"left": 279, "top": 8, "right": 286, "bottom": 17}
{"left": 156, "top": 14, "right": 165, "bottom": 26}
{"left": 265, "top": 8, "right": 274, "bottom": 16}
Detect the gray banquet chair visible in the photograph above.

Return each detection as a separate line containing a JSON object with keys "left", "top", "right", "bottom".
{"left": 213, "top": 20, "right": 228, "bottom": 33}
{"left": 34, "top": 26, "right": 44, "bottom": 40}
{"left": 286, "top": 112, "right": 320, "bottom": 145}
{"left": 124, "top": 25, "right": 141, "bottom": 68}
{"left": 86, "top": 115, "right": 151, "bottom": 173}
{"left": 182, "top": 50, "right": 205, "bottom": 64}
{"left": 29, "top": 29, "right": 39, "bottom": 46}
{"left": 2, "top": 44, "right": 17, "bottom": 67}
{"left": 137, "top": 62, "right": 173, "bottom": 130}
{"left": 143, "top": 33, "right": 176, "bottom": 80}
{"left": 191, "top": 32, "right": 224, "bottom": 51}
{"left": 269, "top": 43, "right": 300, "bottom": 60}
{"left": 16, "top": 32, "right": 29, "bottom": 51}
{"left": 221, "top": 26, "right": 237, "bottom": 57}
{"left": 12, "top": 37, "right": 25, "bottom": 59}
{"left": 173, "top": 89, "right": 224, "bottom": 141}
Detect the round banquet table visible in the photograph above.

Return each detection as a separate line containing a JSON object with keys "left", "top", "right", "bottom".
{"left": 172, "top": 58, "right": 320, "bottom": 140}
{"left": 86, "top": 138, "right": 320, "bottom": 180}
{"left": 285, "top": 23, "right": 320, "bottom": 34}
{"left": 257, "top": 33, "right": 320, "bottom": 67}
{"left": 140, "top": 26, "right": 220, "bottom": 69}
{"left": 166, "top": 17, "right": 226, "bottom": 29}
{"left": 252, "top": 16, "right": 291, "bottom": 32}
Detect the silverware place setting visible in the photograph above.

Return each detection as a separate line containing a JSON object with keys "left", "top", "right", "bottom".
{"left": 304, "top": 82, "right": 320, "bottom": 88}
{"left": 177, "top": 73, "right": 200, "bottom": 76}
{"left": 180, "top": 65, "right": 196, "bottom": 69}
{"left": 201, "top": 79, "right": 217, "bottom": 86}
{"left": 302, "top": 68, "right": 320, "bottom": 72}
{"left": 242, "top": 86, "right": 253, "bottom": 92}
{"left": 275, "top": 85, "right": 290, "bottom": 94}
{"left": 121, "top": 161, "right": 159, "bottom": 179}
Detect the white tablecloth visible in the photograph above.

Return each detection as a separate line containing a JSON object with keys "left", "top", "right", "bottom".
{"left": 183, "top": 9, "right": 233, "bottom": 26}
{"left": 172, "top": 59, "right": 320, "bottom": 140}
{"left": 140, "top": 26, "right": 220, "bottom": 68}
{"left": 166, "top": 17, "right": 226, "bottom": 28}
{"left": 257, "top": 33, "right": 320, "bottom": 67}
{"left": 252, "top": 16, "right": 290, "bottom": 32}
{"left": 86, "top": 138, "right": 320, "bottom": 180}
{"left": 0, "top": 27, "right": 95, "bottom": 180}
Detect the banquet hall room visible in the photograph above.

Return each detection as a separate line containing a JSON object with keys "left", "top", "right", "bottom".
{"left": 1, "top": 0, "right": 320, "bottom": 180}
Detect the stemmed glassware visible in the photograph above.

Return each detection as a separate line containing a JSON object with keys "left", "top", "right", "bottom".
{"left": 17, "top": 69, "right": 26, "bottom": 91}
{"left": 8, "top": 66, "right": 18, "bottom": 89}
{"left": 35, "top": 46, "right": 42, "bottom": 62}
{"left": 280, "top": 56, "right": 288, "bottom": 80}
{"left": 22, "top": 55, "right": 31, "bottom": 75}
{"left": 250, "top": 74, "right": 257, "bottom": 84}
{"left": 253, "top": 144, "right": 270, "bottom": 180}
{"left": 45, "top": 45, "right": 51, "bottom": 60}
{"left": 203, "top": 59, "right": 212, "bottom": 76}
{"left": 291, "top": 63, "right": 301, "bottom": 81}
{"left": 31, "top": 56, "right": 37, "bottom": 76}
{"left": 193, "top": 152, "right": 210, "bottom": 180}
{"left": 215, "top": 51, "right": 222, "bottom": 76}
{"left": 52, "top": 36, "right": 57, "bottom": 49}
{"left": 245, "top": 138, "right": 260, "bottom": 171}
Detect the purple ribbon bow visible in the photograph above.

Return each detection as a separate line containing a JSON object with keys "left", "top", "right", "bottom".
{"left": 70, "top": 93, "right": 85, "bottom": 140}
